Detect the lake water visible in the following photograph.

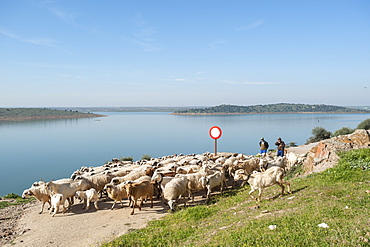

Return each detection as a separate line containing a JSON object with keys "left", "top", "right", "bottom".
{"left": 1, "top": 112, "right": 369, "bottom": 196}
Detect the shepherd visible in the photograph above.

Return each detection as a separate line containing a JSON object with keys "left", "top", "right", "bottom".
{"left": 259, "top": 137, "right": 269, "bottom": 156}
{"left": 275, "top": 137, "right": 285, "bottom": 157}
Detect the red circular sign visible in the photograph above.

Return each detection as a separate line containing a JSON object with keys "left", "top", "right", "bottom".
{"left": 209, "top": 126, "right": 222, "bottom": 139}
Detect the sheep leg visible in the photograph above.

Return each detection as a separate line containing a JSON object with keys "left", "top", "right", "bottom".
{"left": 257, "top": 188, "right": 263, "bottom": 203}
{"left": 39, "top": 202, "right": 45, "bottom": 214}
{"left": 52, "top": 206, "right": 58, "bottom": 217}
{"left": 111, "top": 201, "right": 116, "bottom": 210}
{"left": 62, "top": 204, "right": 67, "bottom": 214}
{"left": 248, "top": 187, "right": 257, "bottom": 201}
{"left": 277, "top": 183, "right": 285, "bottom": 197}
{"left": 191, "top": 190, "right": 196, "bottom": 203}
{"left": 206, "top": 186, "right": 211, "bottom": 199}
{"left": 183, "top": 195, "right": 187, "bottom": 208}
{"left": 282, "top": 180, "right": 291, "bottom": 194}
{"left": 85, "top": 199, "right": 90, "bottom": 211}
{"left": 93, "top": 200, "right": 99, "bottom": 210}
{"left": 67, "top": 197, "right": 72, "bottom": 209}
{"left": 130, "top": 199, "right": 137, "bottom": 215}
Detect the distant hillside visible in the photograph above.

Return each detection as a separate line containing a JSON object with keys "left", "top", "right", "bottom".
{"left": 0, "top": 108, "right": 104, "bottom": 121}
{"left": 54, "top": 106, "right": 195, "bottom": 112}
{"left": 172, "top": 103, "right": 370, "bottom": 115}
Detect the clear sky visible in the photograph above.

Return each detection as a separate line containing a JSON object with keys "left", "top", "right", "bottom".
{"left": 1, "top": 0, "right": 369, "bottom": 107}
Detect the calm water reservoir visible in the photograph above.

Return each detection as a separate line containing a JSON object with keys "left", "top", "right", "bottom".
{"left": 1, "top": 112, "right": 369, "bottom": 196}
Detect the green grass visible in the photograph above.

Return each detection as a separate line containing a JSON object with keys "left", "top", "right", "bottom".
{"left": 101, "top": 148, "right": 370, "bottom": 247}
{"left": 0, "top": 193, "right": 34, "bottom": 209}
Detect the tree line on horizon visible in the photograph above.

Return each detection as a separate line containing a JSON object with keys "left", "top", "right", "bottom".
{"left": 174, "top": 103, "right": 370, "bottom": 114}
{"left": 0, "top": 108, "right": 97, "bottom": 117}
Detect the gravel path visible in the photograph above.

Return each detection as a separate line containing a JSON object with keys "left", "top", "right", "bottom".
{"left": 3, "top": 199, "right": 167, "bottom": 247}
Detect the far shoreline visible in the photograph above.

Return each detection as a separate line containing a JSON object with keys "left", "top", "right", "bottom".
{"left": 0, "top": 114, "right": 106, "bottom": 122}
{"left": 169, "top": 111, "right": 370, "bottom": 115}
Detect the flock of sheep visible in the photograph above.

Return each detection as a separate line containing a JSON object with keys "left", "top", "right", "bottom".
{"left": 22, "top": 152, "right": 301, "bottom": 217}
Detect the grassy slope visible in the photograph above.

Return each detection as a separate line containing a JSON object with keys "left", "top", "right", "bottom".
{"left": 102, "top": 149, "right": 370, "bottom": 247}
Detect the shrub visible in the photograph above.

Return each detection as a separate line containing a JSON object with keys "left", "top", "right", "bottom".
{"left": 333, "top": 127, "right": 355, "bottom": 137}
{"left": 306, "top": 126, "right": 332, "bottom": 144}
{"left": 141, "top": 154, "right": 152, "bottom": 161}
{"left": 120, "top": 156, "right": 134, "bottom": 162}
{"left": 357, "top": 118, "right": 370, "bottom": 130}
{"left": 287, "top": 142, "right": 297, "bottom": 147}
{"left": 4, "top": 193, "right": 21, "bottom": 199}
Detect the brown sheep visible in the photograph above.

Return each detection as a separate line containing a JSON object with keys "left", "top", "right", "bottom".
{"left": 124, "top": 180, "right": 154, "bottom": 215}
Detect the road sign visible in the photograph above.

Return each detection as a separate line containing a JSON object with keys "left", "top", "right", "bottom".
{"left": 209, "top": 126, "right": 222, "bottom": 156}
{"left": 209, "top": 126, "right": 222, "bottom": 139}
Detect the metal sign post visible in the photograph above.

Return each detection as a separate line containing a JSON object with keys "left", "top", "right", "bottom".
{"left": 209, "top": 126, "right": 222, "bottom": 156}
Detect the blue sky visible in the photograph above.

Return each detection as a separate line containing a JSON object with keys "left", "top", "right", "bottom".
{"left": 1, "top": 0, "right": 369, "bottom": 107}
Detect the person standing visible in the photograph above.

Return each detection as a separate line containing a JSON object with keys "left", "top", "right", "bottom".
{"left": 259, "top": 137, "right": 269, "bottom": 155}
{"left": 275, "top": 137, "right": 285, "bottom": 157}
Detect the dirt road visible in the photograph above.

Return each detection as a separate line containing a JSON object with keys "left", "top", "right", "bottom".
{"left": 5, "top": 199, "right": 167, "bottom": 247}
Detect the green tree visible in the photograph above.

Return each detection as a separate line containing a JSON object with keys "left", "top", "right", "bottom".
{"left": 333, "top": 127, "right": 355, "bottom": 137}
{"left": 287, "top": 142, "right": 298, "bottom": 147}
{"left": 306, "top": 126, "right": 332, "bottom": 144}
{"left": 357, "top": 118, "right": 370, "bottom": 130}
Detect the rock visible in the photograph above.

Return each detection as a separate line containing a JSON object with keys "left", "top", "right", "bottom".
{"left": 318, "top": 223, "right": 329, "bottom": 228}
{"left": 301, "top": 129, "right": 370, "bottom": 175}
{"left": 268, "top": 225, "right": 277, "bottom": 230}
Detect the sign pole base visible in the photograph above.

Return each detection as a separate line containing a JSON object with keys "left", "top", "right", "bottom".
{"left": 214, "top": 139, "right": 217, "bottom": 156}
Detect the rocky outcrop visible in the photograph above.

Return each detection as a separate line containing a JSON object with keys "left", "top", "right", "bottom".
{"left": 299, "top": 129, "right": 370, "bottom": 174}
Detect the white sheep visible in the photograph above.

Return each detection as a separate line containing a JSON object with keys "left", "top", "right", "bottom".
{"left": 180, "top": 166, "right": 209, "bottom": 202}
{"left": 74, "top": 172, "right": 114, "bottom": 196}
{"left": 22, "top": 183, "right": 51, "bottom": 214}
{"left": 199, "top": 171, "right": 226, "bottom": 199}
{"left": 75, "top": 188, "right": 99, "bottom": 211}
{"left": 110, "top": 166, "right": 155, "bottom": 185}
{"left": 49, "top": 193, "right": 67, "bottom": 217}
{"left": 46, "top": 179, "right": 90, "bottom": 208}
{"left": 228, "top": 158, "right": 260, "bottom": 177}
{"left": 151, "top": 173, "right": 177, "bottom": 197}
{"left": 103, "top": 183, "right": 128, "bottom": 209}
{"left": 176, "top": 165, "right": 200, "bottom": 174}
{"left": 244, "top": 166, "right": 291, "bottom": 203}
{"left": 264, "top": 156, "right": 287, "bottom": 171}
{"left": 163, "top": 176, "right": 189, "bottom": 211}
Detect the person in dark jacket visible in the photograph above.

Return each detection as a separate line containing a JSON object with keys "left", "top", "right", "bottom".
{"left": 259, "top": 137, "right": 269, "bottom": 155}
{"left": 275, "top": 137, "right": 285, "bottom": 157}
